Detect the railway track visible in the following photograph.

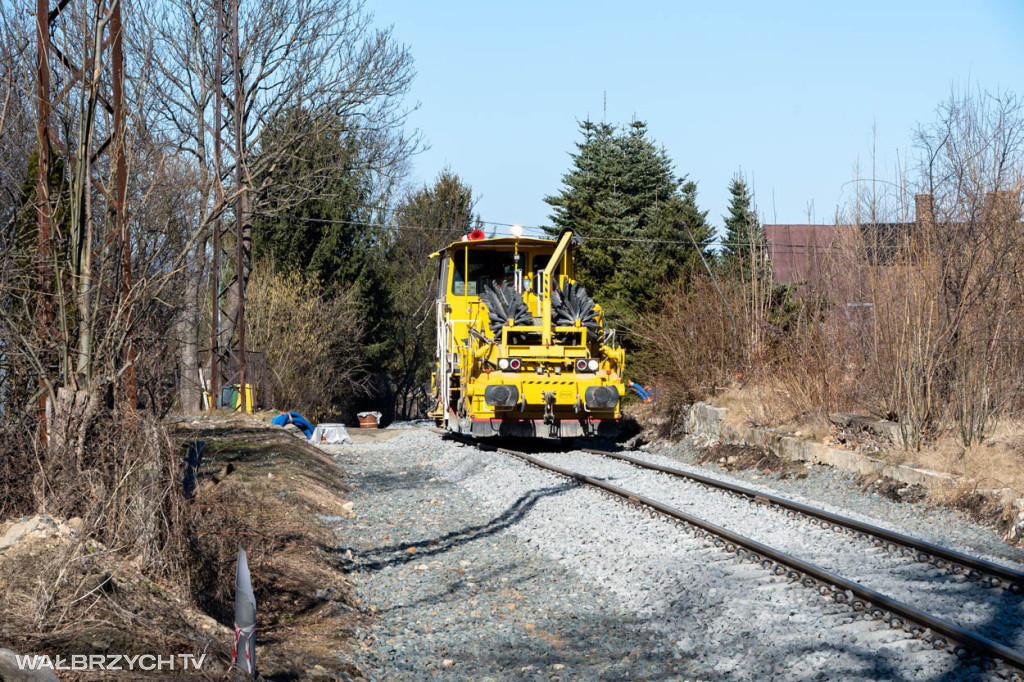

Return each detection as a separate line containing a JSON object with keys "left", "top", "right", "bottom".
{"left": 579, "top": 446, "right": 1024, "bottom": 593}
{"left": 447, "top": 433, "right": 1024, "bottom": 675}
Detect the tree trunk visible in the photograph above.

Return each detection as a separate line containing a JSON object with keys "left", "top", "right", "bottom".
{"left": 220, "top": 189, "right": 251, "bottom": 352}
{"left": 175, "top": 244, "right": 204, "bottom": 413}
{"left": 47, "top": 387, "right": 101, "bottom": 463}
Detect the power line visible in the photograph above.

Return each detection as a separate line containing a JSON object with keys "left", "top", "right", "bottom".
{"left": 253, "top": 211, "right": 902, "bottom": 252}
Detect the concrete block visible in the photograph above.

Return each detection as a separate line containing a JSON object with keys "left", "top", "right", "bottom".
{"left": 829, "top": 412, "right": 904, "bottom": 447}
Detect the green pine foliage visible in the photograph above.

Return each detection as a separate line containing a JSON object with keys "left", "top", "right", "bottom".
{"left": 373, "top": 169, "right": 481, "bottom": 417}
{"left": 720, "top": 172, "right": 765, "bottom": 276}
{"left": 544, "top": 119, "right": 714, "bottom": 328}
{"left": 252, "top": 108, "right": 376, "bottom": 292}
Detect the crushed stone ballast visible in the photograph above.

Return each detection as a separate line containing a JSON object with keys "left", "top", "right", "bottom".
{"left": 447, "top": 434, "right": 1024, "bottom": 675}
{"left": 581, "top": 446, "right": 1024, "bottom": 593}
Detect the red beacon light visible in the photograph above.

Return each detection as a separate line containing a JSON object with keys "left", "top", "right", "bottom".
{"left": 460, "top": 229, "right": 486, "bottom": 242}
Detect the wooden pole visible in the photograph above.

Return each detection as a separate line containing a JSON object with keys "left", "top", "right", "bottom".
{"left": 232, "top": 0, "right": 247, "bottom": 413}
{"left": 110, "top": 0, "right": 135, "bottom": 415}
{"left": 36, "top": 0, "right": 51, "bottom": 443}
{"left": 211, "top": 0, "right": 224, "bottom": 409}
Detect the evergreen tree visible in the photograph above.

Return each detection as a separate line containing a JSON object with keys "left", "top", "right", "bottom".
{"left": 359, "top": 170, "right": 481, "bottom": 418}
{"left": 380, "top": 170, "right": 481, "bottom": 417}
{"left": 545, "top": 119, "right": 714, "bottom": 326}
{"left": 720, "top": 172, "right": 764, "bottom": 276}
{"left": 252, "top": 107, "right": 376, "bottom": 291}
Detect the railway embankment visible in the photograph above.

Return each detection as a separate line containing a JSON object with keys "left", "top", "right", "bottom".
{"left": 678, "top": 402, "right": 1024, "bottom": 547}
{"left": 0, "top": 413, "right": 366, "bottom": 680}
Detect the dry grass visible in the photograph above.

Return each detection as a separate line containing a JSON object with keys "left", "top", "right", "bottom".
{"left": 0, "top": 413, "right": 365, "bottom": 679}
{"left": 168, "top": 415, "right": 365, "bottom": 677}
{"left": 716, "top": 380, "right": 1024, "bottom": 492}
{"left": 913, "top": 432, "right": 1024, "bottom": 495}
{"left": 713, "top": 382, "right": 832, "bottom": 442}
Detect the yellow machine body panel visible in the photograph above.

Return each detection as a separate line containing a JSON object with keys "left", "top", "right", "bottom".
{"left": 429, "top": 230, "right": 625, "bottom": 439}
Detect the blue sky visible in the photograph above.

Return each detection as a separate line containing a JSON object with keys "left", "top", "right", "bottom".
{"left": 372, "top": 0, "right": 1024, "bottom": 238}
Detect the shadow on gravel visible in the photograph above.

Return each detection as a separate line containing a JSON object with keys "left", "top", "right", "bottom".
{"left": 353, "top": 469, "right": 436, "bottom": 495}
{"left": 926, "top": 608, "right": 1024, "bottom": 682}
{"left": 380, "top": 566, "right": 544, "bottom": 615}
{"left": 331, "top": 482, "right": 577, "bottom": 573}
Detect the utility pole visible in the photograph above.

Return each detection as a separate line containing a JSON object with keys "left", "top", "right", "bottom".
{"left": 110, "top": 0, "right": 135, "bottom": 416}
{"left": 35, "top": 0, "right": 51, "bottom": 443}
{"left": 210, "top": 0, "right": 224, "bottom": 410}
{"left": 232, "top": 0, "right": 247, "bottom": 413}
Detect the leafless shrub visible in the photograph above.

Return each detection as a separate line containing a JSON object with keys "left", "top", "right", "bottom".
{"left": 32, "top": 410, "right": 193, "bottom": 582}
{"left": 834, "top": 88, "right": 1024, "bottom": 449}
{"left": 639, "top": 274, "right": 747, "bottom": 404}
{"left": 637, "top": 215, "right": 801, "bottom": 411}
{"left": 642, "top": 89, "right": 1024, "bottom": 452}
{"left": 246, "top": 262, "right": 364, "bottom": 419}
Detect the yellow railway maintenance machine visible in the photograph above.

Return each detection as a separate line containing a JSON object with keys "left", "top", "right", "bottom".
{"left": 430, "top": 227, "right": 625, "bottom": 439}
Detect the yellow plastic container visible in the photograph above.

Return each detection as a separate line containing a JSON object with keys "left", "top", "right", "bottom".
{"left": 229, "top": 384, "right": 259, "bottom": 413}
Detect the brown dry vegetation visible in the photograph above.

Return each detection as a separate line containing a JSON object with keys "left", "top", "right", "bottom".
{"left": 246, "top": 263, "right": 365, "bottom": 422}
{"left": 640, "top": 88, "right": 1024, "bottom": 505}
{"left": 0, "top": 413, "right": 364, "bottom": 679}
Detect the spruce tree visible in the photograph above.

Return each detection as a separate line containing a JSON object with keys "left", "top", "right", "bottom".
{"left": 252, "top": 107, "right": 375, "bottom": 292}
{"left": 720, "top": 173, "right": 764, "bottom": 276}
{"left": 545, "top": 119, "right": 713, "bottom": 326}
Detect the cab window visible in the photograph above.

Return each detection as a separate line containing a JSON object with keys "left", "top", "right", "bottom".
{"left": 528, "top": 252, "right": 561, "bottom": 291}
{"left": 451, "top": 249, "right": 517, "bottom": 295}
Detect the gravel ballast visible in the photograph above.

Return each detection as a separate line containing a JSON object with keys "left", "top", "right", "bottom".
{"left": 644, "top": 438, "right": 1024, "bottom": 568}
{"left": 323, "top": 429, "right": 1022, "bottom": 680}
{"left": 322, "top": 431, "right": 692, "bottom": 681}
{"left": 530, "top": 449, "right": 1024, "bottom": 652}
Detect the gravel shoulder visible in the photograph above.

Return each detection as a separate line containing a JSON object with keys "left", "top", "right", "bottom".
{"left": 322, "top": 430, "right": 691, "bottom": 681}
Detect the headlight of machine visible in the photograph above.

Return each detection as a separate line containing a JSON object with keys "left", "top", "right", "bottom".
{"left": 498, "top": 358, "right": 509, "bottom": 370}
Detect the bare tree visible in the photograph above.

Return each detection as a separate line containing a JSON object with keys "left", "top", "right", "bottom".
{"left": 139, "top": 0, "right": 418, "bottom": 411}
{"left": 835, "top": 87, "right": 1024, "bottom": 449}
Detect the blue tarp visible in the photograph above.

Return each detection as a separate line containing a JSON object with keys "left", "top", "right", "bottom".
{"left": 272, "top": 411, "right": 314, "bottom": 439}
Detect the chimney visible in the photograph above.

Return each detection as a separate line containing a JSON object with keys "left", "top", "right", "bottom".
{"left": 915, "top": 194, "right": 934, "bottom": 228}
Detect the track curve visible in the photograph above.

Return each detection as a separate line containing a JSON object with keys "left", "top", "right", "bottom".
{"left": 448, "top": 434, "right": 1024, "bottom": 674}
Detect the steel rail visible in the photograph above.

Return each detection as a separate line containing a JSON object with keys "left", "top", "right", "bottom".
{"left": 450, "top": 435, "right": 1024, "bottom": 672}
{"left": 582, "top": 447, "right": 1024, "bottom": 592}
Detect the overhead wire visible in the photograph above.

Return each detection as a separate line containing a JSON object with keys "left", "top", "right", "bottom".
{"left": 252, "top": 211, "right": 895, "bottom": 252}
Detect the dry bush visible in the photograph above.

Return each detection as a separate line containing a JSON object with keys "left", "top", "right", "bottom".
{"left": 32, "top": 409, "right": 193, "bottom": 584}
{"left": 246, "top": 262, "right": 364, "bottom": 420}
{"left": 0, "top": 410, "right": 216, "bottom": 663}
{"left": 829, "top": 89, "right": 1024, "bottom": 449}
{"left": 646, "top": 88, "right": 1024, "bottom": 459}
{"left": 0, "top": 415, "right": 35, "bottom": 518}
{"left": 638, "top": 275, "right": 749, "bottom": 405}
